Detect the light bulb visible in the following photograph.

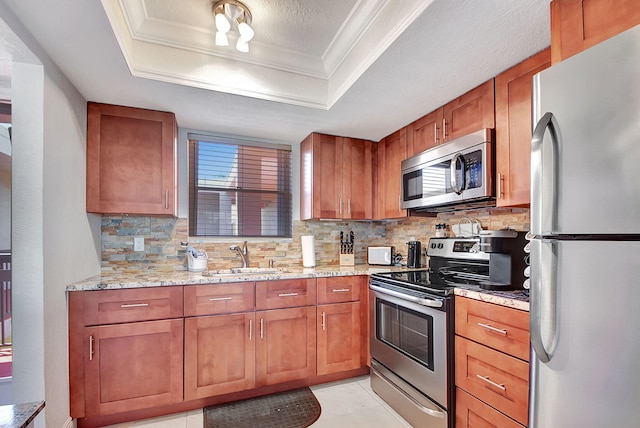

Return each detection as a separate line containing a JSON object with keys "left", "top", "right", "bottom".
{"left": 215, "top": 12, "right": 231, "bottom": 33}
{"left": 236, "top": 38, "right": 249, "bottom": 53}
{"left": 237, "top": 22, "right": 254, "bottom": 41}
{"left": 215, "top": 31, "right": 229, "bottom": 46}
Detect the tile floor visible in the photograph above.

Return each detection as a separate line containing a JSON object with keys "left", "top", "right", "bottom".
{"left": 105, "top": 375, "right": 412, "bottom": 428}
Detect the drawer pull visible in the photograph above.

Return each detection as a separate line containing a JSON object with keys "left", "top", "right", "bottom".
{"left": 89, "top": 335, "right": 94, "bottom": 361}
{"left": 260, "top": 318, "right": 264, "bottom": 339}
{"left": 209, "top": 297, "right": 233, "bottom": 301}
{"left": 249, "top": 319, "right": 253, "bottom": 341}
{"left": 331, "top": 288, "right": 350, "bottom": 293}
{"left": 278, "top": 292, "right": 298, "bottom": 297}
{"left": 476, "top": 374, "right": 506, "bottom": 391}
{"left": 120, "top": 303, "right": 149, "bottom": 308}
{"left": 477, "top": 322, "right": 507, "bottom": 335}
{"left": 321, "top": 311, "right": 326, "bottom": 331}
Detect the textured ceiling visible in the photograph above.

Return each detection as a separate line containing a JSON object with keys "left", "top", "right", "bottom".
{"left": 0, "top": 0, "right": 551, "bottom": 144}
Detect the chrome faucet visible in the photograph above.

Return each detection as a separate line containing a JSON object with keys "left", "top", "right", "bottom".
{"left": 230, "top": 241, "right": 249, "bottom": 268}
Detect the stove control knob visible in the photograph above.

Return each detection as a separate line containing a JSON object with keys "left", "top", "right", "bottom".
{"left": 437, "top": 243, "right": 444, "bottom": 249}
{"left": 431, "top": 243, "right": 436, "bottom": 249}
{"left": 524, "top": 266, "right": 531, "bottom": 278}
{"left": 523, "top": 278, "right": 530, "bottom": 289}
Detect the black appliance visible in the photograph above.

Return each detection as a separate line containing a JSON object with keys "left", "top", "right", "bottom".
{"left": 406, "top": 240, "right": 421, "bottom": 268}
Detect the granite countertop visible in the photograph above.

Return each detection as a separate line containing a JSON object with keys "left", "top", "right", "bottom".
{"left": 67, "top": 264, "right": 528, "bottom": 311}
{"left": 0, "top": 401, "right": 45, "bottom": 428}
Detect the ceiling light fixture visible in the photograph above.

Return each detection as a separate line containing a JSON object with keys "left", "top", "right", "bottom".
{"left": 212, "top": 0, "right": 254, "bottom": 53}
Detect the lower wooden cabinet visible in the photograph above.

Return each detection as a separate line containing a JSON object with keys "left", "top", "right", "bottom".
{"left": 256, "top": 306, "right": 317, "bottom": 386}
{"left": 184, "top": 313, "right": 255, "bottom": 400}
{"left": 317, "top": 301, "right": 361, "bottom": 375}
{"left": 83, "top": 319, "right": 184, "bottom": 416}
{"left": 456, "top": 388, "right": 525, "bottom": 428}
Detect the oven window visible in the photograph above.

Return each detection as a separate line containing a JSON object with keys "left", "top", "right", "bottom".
{"left": 376, "top": 299, "right": 434, "bottom": 371}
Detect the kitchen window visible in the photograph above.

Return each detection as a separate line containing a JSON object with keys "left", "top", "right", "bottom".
{"left": 188, "top": 134, "right": 292, "bottom": 238}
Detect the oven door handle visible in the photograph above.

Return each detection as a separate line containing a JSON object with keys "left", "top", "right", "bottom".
{"left": 369, "top": 284, "right": 443, "bottom": 308}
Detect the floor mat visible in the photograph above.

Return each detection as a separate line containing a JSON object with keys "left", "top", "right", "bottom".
{"left": 204, "top": 387, "right": 321, "bottom": 428}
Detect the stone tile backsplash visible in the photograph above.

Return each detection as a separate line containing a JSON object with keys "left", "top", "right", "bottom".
{"left": 100, "top": 208, "right": 529, "bottom": 273}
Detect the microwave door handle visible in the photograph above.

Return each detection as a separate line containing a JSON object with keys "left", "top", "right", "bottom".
{"left": 450, "top": 152, "right": 464, "bottom": 194}
{"left": 531, "top": 112, "right": 559, "bottom": 236}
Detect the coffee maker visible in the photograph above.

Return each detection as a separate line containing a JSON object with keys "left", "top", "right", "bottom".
{"left": 479, "top": 230, "right": 528, "bottom": 291}
{"left": 406, "top": 241, "right": 422, "bottom": 268}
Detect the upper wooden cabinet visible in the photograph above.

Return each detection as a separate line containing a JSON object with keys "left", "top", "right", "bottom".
{"left": 550, "top": 0, "right": 640, "bottom": 64}
{"left": 442, "top": 80, "right": 495, "bottom": 143}
{"left": 376, "top": 128, "right": 407, "bottom": 219}
{"left": 407, "top": 80, "right": 495, "bottom": 158}
{"left": 495, "top": 49, "right": 551, "bottom": 207}
{"left": 300, "top": 133, "right": 373, "bottom": 220}
{"left": 86, "top": 102, "right": 177, "bottom": 216}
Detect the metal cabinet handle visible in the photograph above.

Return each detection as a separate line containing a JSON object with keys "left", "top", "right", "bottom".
{"left": 476, "top": 374, "right": 506, "bottom": 391}
{"left": 477, "top": 322, "right": 507, "bottom": 335}
{"left": 249, "top": 319, "right": 253, "bottom": 341}
{"left": 278, "top": 293, "right": 298, "bottom": 297}
{"left": 347, "top": 198, "right": 351, "bottom": 216}
{"left": 339, "top": 197, "right": 342, "bottom": 215}
{"left": 260, "top": 318, "right": 264, "bottom": 339}
{"left": 209, "top": 297, "right": 232, "bottom": 301}
{"left": 165, "top": 189, "right": 169, "bottom": 209}
{"left": 331, "top": 288, "right": 350, "bottom": 293}
{"left": 434, "top": 122, "right": 439, "bottom": 144}
{"left": 120, "top": 303, "right": 149, "bottom": 308}
{"left": 398, "top": 195, "right": 402, "bottom": 211}
{"left": 89, "top": 335, "right": 94, "bottom": 361}
{"left": 321, "top": 312, "right": 326, "bottom": 331}
{"left": 497, "top": 173, "right": 504, "bottom": 199}
{"left": 442, "top": 118, "right": 447, "bottom": 140}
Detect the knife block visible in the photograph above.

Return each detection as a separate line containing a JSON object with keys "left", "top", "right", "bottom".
{"left": 340, "top": 253, "right": 354, "bottom": 266}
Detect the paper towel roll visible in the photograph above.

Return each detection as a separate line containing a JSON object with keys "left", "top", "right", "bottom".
{"left": 301, "top": 235, "right": 316, "bottom": 267}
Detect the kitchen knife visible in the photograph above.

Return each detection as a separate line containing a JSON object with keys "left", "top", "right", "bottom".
{"left": 340, "top": 231, "right": 344, "bottom": 254}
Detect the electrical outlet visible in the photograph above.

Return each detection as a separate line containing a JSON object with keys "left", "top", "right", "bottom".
{"left": 134, "top": 237, "right": 145, "bottom": 252}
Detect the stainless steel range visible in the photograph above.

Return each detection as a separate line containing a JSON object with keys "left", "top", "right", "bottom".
{"left": 369, "top": 235, "right": 526, "bottom": 428}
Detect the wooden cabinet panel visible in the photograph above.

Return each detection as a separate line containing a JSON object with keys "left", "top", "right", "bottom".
{"left": 184, "top": 313, "right": 255, "bottom": 400}
{"left": 377, "top": 128, "right": 407, "bottom": 219}
{"left": 495, "top": 49, "right": 551, "bottom": 207}
{"left": 82, "top": 287, "right": 183, "bottom": 326}
{"left": 317, "top": 276, "right": 364, "bottom": 304}
{"left": 184, "top": 282, "right": 254, "bottom": 316}
{"left": 256, "top": 306, "right": 316, "bottom": 386}
{"left": 256, "top": 278, "right": 317, "bottom": 310}
{"left": 455, "top": 336, "right": 529, "bottom": 426}
{"left": 342, "top": 138, "right": 373, "bottom": 219}
{"left": 442, "top": 80, "right": 495, "bottom": 142}
{"left": 300, "top": 133, "right": 373, "bottom": 220}
{"left": 407, "top": 108, "right": 444, "bottom": 156}
{"left": 317, "top": 302, "right": 361, "bottom": 376}
{"left": 86, "top": 102, "right": 177, "bottom": 215}
{"left": 551, "top": 0, "right": 640, "bottom": 63}
{"left": 456, "top": 388, "right": 525, "bottom": 428}
{"left": 84, "top": 319, "right": 184, "bottom": 416}
{"left": 455, "top": 296, "right": 530, "bottom": 361}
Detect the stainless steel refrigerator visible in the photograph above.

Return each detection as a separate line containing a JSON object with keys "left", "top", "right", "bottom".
{"left": 529, "top": 24, "right": 640, "bottom": 427}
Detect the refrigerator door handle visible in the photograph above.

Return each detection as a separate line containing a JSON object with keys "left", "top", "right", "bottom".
{"left": 530, "top": 238, "right": 556, "bottom": 363}
{"left": 530, "top": 111, "right": 560, "bottom": 236}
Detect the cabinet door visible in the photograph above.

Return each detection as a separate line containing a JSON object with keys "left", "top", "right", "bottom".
{"left": 184, "top": 313, "right": 255, "bottom": 400}
{"left": 86, "top": 102, "right": 177, "bottom": 215}
{"left": 456, "top": 388, "right": 525, "bottom": 428}
{"left": 442, "top": 80, "right": 495, "bottom": 142}
{"left": 299, "top": 133, "right": 342, "bottom": 219}
{"left": 495, "top": 49, "right": 551, "bottom": 207}
{"left": 83, "top": 319, "right": 183, "bottom": 416}
{"left": 255, "top": 307, "right": 316, "bottom": 386}
{"left": 407, "top": 108, "right": 444, "bottom": 156}
{"left": 317, "top": 302, "right": 361, "bottom": 375}
{"left": 550, "top": 0, "right": 640, "bottom": 64}
{"left": 377, "top": 128, "right": 407, "bottom": 219}
{"left": 342, "top": 138, "right": 373, "bottom": 219}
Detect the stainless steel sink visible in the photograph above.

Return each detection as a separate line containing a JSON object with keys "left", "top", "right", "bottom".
{"left": 203, "top": 267, "right": 290, "bottom": 277}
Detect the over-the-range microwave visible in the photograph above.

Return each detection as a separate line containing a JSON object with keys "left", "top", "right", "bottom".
{"left": 401, "top": 129, "right": 495, "bottom": 211}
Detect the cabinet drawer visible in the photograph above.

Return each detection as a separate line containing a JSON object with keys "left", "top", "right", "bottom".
{"left": 256, "top": 279, "right": 317, "bottom": 310}
{"left": 455, "top": 336, "right": 529, "bottom": 426}
{"left": 317, "top": 276, "right": 363, "bottom": 304}
{"left": 455, "top": 296, "right": 529, "bottom": 361}
{"left": 82, "top": 287, "right": 183, "bottom": 326}
{"left": 184, "top": 282, "right": 254, "bottom": 316}
{"left": 456, "top": 388, "right": 524, "bottom": 428}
